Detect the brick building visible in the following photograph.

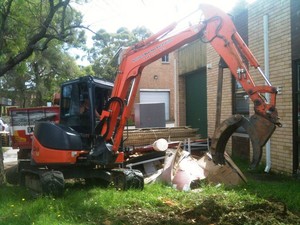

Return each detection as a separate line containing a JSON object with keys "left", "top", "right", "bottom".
{"left": 174, "top": 0, "right": 300, "bottom": 175}
{"left": 135, "top": 52, "right": 175, "bottom": 122}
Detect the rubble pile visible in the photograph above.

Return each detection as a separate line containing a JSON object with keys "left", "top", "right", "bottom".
{"left": 146, "top": 144, "right": 247, "bottom": 190}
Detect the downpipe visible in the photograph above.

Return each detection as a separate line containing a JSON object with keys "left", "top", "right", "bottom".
{"left": 263, "top": 14, "right": 271, "bottom": 173}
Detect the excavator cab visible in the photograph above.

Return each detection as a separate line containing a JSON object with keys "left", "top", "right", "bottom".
{"left": 31, "top": 76, "right": 114, "bottom": 166}
{"left": 59, "top": 76, "right": 113, "bottom": 148}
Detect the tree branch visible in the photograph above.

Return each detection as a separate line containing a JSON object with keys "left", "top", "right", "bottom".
{"left": 0, "top": 0, "right": 13, "bottom": 51}
{"left": 0, "top": 0, "right": 71, "bottom": 77}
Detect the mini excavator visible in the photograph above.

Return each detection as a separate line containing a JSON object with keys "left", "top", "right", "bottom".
{"left": 17, "top": 4, "right": 281, "bottom": 195}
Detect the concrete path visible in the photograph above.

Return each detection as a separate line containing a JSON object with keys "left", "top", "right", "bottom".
{"left": 3, "top": 147, "right": 18, "bottom": 163}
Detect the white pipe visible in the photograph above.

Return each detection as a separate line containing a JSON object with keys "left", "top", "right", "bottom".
{"left": 263, "top": 14, "right": 271, "bottom": 173}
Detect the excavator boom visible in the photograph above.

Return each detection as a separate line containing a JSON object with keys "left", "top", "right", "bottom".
{"left": 99, "top": 4, "right": 281, "bottom": 168}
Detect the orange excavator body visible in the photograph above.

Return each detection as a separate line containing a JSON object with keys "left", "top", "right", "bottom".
{"left": 24, "top": 4, "right": 281, "bottom": 195}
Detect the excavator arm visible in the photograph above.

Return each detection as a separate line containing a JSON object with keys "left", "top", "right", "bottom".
{"left": 98, "top": 4, "right": 281, "bottom": 168}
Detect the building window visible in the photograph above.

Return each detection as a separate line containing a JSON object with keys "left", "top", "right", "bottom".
{"left": 162, "top": 54, "right": 169, "bottom": 63}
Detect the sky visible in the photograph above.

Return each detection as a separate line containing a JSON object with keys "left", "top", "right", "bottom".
{"left": 73, "top": 0, "right": 251, "bottom": 34}
{"left": 71, "top": 0, "right": 254, "bottom": 65}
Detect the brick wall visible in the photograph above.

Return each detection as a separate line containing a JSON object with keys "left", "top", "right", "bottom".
{"left": 177, "top": 74, "right": 186, "bottom": 126}
{"left": 136, "top": 52, "right": 175, "bottom": 121}
{"left": 248, "top": 0, "right": 292, "bottom": 173}
{"left": 207, "top": 45, "right": 233, "bottom": 153}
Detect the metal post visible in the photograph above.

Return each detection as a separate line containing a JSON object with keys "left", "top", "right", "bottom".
{"left": 263, "top": 14, "right": 271, "bottom": 173}
{"left": 0, "top": 133, "right": 5, "bottom": 185}
{"left": 215, "top": 59, "right": 226, "bottom": 129}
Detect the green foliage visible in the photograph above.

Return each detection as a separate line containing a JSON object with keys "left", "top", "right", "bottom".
{"left": 31, "top": 49, "right": 82, "bottom": 106}
{"left": 0, "top": 0, "right": 87, "bottom": 107}
{"left": 230, "top": 0, "right": 249, "bottom": 16}
{"left": 1, "top": 172, "right": 300, "bottom": 225}
{"left": 88, "top": 26, "right": 152, "bottom": 81}
{"left": 0, "top": 0, "right": 85, "bottom": 74}
{"left": 0, "top": 45, "right": 82, "bottom": 107}
{"left": 0, "top": 0, "right": 152, "bottom": 106}
{"left": 233, "top": 157, "right": 300, "bottom": 212}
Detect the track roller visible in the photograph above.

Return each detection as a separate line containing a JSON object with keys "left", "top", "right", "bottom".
{"left": 21, "top": 169, "right": 65, "bottom": 196}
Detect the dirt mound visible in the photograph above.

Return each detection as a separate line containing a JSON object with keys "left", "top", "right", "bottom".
{"left": 116, "top": 197, "right": 300, "bottom": 225}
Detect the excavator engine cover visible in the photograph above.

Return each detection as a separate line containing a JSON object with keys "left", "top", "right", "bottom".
{"left": 210, "top": 114, "right": 276, "bottom": 169}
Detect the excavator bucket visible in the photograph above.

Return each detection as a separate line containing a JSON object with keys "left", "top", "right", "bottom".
{"left": 210, "top": 114, "right": 276, "bottom": 169}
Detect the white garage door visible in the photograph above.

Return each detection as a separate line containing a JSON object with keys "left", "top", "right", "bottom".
{"left": 140, "top": 90, "right": 170, "bottom": 120}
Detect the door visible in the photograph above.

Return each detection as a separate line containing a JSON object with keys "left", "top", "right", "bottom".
{"left": 185, "top": 70, "right": 207, "bottom": 137}
{"left": 140, "top": 90, "right": 170, "bottom": 121}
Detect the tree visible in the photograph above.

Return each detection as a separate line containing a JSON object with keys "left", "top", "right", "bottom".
{"left": 0, "top": 0, "right": 86, "bottom": 185}
{"left": 230, "top": 0, "right": 249, "bottom": 16}
{"left": 0, "top": 0, "right": 85, "bottom": 77}
{"left": 88, "top": 26, "right": 152, "bottom": 81}
{"left": 0, "top": 47, "right": 81, "bottom": 108}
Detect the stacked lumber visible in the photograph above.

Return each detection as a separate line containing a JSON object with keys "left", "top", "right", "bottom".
{"left": 123, "top": 126, "right": 200, "bottom": 147}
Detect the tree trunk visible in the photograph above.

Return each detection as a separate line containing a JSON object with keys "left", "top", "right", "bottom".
{"left": 0, "top": 138, "right": 5, "bottom": 185}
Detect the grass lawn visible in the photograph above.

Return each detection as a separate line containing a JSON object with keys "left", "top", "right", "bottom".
{"left": 1, "top": 160, "right": 300, "bottom": 225}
